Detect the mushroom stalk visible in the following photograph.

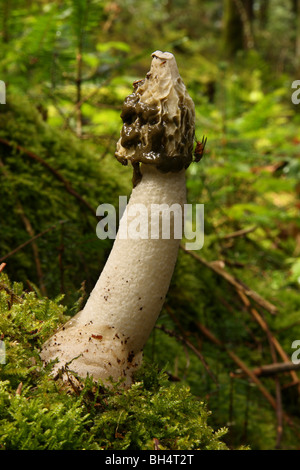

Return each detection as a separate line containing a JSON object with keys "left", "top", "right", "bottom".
{"left": 41, "top": 51, "right": 195, "bottom": 387}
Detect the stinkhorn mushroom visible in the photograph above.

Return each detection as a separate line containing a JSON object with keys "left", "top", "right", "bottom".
{"left": 41, "top": 51, "right": 196, "bottom": 387}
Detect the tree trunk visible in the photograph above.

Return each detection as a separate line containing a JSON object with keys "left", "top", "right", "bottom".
{"left": 222, "top": 0, "right": 243, "bottom": 57}
{"left": 222, "top": 0, "right": 254, "bottom": 57}
{"left": 294, "top": 0, "right": 300, "bottom": 70}
{"left": 1, "top": 0, "right": 10, "bottom": 43}
{"left": 259, "top": 0, "right": 269, "bottom": 28}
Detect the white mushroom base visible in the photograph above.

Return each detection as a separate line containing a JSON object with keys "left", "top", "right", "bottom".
{"left": 41, "top": 166, "right": 187, "bottom": 388}
{"left": 41, "top": 316, "right": 143, "bottom": 388}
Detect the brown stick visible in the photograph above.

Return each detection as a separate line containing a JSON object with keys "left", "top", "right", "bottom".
{"left": 180, "top": 244, "right": 278, "bottom": 315}
{"left": 75, "top": 50, "right": 83, "bottom": 138}
{"left": 221, "top": 225, "right": 257, "bottom": 239}
{"left": 58, "top": 223, "right": 65, "bottom": 295}
{"left": 262, "top": 300, "right": 283, "bottom": 449}
{"left": 196, "top": 321, "right": 299, "bottom": 435}
{"left": 0, "top": 263, "right": 6, "bottom": 273}
{"left": 0, "top": 137, "right": 97, "bottom": 218}
{"left": 275, "top": 379, "right": 283, "bottom": 448}
{"left": 233, "top": 0, "right": 255, "bottom": 49}
{"left": 238, "top": 286, "right": 299, "bottom": 445}
{"left": 16, "top": 201, "right": 47, "bottom": 296}
{"left": 0, "top": 158, "right": 47, "bottom": 293}
{"left": 197, "top": 322, "right": 277, "bottom": 408}
{"left": 235, "top": 361, "right": 300, "bottom": 378}
{"left": 237, "top": 289, "right": 300, "bottom": 391}
{"left": 0, "top": 220, "right": 67, "bottom": 263}
{"left": 155, "top": 324, "right": 218, "bottom": 385}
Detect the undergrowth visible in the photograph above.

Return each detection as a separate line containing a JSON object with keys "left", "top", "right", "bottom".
{"left": 0, "top": 272, "right": 229, "bottom": 450}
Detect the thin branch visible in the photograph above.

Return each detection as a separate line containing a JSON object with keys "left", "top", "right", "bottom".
{"left": 275, "top": 379, "right": 283, "bottom": 448}
{"left": 262, "top": 296, "right": 283, "bottom": 449}
{"left": 234, "top": 361, "right": 300, "bottom": 378}
{"left": 16, "top": 201, "right": 47, "bottom": 296}
{"left": 155, "top": 324, "right": 218, "bottom": 385}
{"left": 0, "top": 263, "right": 6, "bottom": 273}
{"left": 221, "top": 225, "right": 257, "bottom": 240}
{"left": 75, "top": 50, "right": 83, "bottom": 138}
{"left": 197, "top": 321, "right": 277, "bottom": 409}
{"left": 196, "top": 321, "right": 299, "bottom": 436}
{"left": 0, "top": 137, "right": 97, "bottom": 218}
{"left": 0, "top": 158, "right": 47, "bottom": 293}
{"left": 237, "top": 289, "right": 300, "bottom": 392}
{"left": 233, "top": 0, "right": 255, "bottom": 49}
{"left": 0, "top": 220, "right": 67, "bottom": 263}
{"left": 180, "top": 244, "right": 278, "bottom": 315}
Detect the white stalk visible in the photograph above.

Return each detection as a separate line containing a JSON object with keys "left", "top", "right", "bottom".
{"left": 41, "top": 51, "right": 195, "bottom": 387}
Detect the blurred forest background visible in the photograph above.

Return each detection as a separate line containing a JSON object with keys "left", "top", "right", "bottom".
{"left": 1, "top": 0, "right": 300, "bottom": 450}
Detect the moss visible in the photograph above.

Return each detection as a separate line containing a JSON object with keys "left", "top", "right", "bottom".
{"left": 0, "top": 273, "right": 229, "bottom": 450}
{"left": 0, "top": 94, "right": 130, "bottom": 302}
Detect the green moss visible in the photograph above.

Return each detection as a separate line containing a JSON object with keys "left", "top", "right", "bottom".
{"left": 0, "top": 95, "right": 130, "bottom": 302}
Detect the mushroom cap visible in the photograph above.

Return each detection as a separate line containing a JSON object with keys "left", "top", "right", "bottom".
{"left": 115, "top": 50, "right": 195, "bottom": 173}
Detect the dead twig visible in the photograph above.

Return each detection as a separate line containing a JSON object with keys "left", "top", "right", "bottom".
{"left": 234, "top": 361, "right": 300, "bottom": 378}
{"left": 0, "top": 263, "right": 6, "bottom": 273}
{"left": 180, "top": 244, "right": 277, "bottom": 315}
{"left": 15, "top": 382, "right": 23, "bottom": 396}
{"left": 221, "top": 226, "right": 257, "bottom": 240}
{"left": 0, "top": 220, "right": 67, "bottom": 263}
{"left": 0, "top": 137, "right": 97, "bottom": 218}
{"left": 16, "top": 201, "right": 47, "bottom": 296}
{"left": 0, "top": 158, "right": 47, "bottom": 294}
{"left": 155, "top": 324, "right": 218, "bottom": 385}
{"left": 197, "top": 321, "right": 277, "bottom": 409}
{"left": 196, "top": 321, "right": 299, "bottom": 437}
{"left": 237, "top": 289, "right": 300, "bottom": 393}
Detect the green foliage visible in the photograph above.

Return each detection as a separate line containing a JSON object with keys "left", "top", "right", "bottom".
{"left": 0, "top": 380, "right": 91, "bottom": 450}
{"left": 0, "top": 273, "right": 66, "bottom": 384}
{"left": 85, "top": 367, "right": 228, "bottom": 450}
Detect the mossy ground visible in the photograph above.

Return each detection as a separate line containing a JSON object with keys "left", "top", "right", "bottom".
{"left": 0, "top": 273, "right": 229, "bottom": 450}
